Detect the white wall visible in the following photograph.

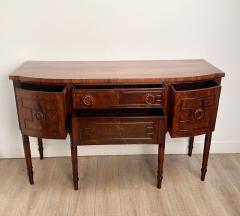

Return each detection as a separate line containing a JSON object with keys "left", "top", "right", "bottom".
{"left": 0, "top": 0, "right": 240, "bottom": 158}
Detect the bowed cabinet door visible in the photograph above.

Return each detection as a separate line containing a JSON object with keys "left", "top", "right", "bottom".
{"left": 15, "top": 87, "right": 67, "bottom": 139}
{"left": 169, "top": 81, "right": 221, "bottom": 137}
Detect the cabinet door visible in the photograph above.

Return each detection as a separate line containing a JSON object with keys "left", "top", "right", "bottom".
{"left": 169, "top": 81, "right": 221, "bottom": 137}
{"left": 15, "top": 87, "right": 67, "bottom": 138}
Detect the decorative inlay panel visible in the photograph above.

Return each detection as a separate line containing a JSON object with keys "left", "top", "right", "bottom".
{"left": 73, "top": 88, "right": 165, "bottom": 109}
{"left": 15, "top": 88, "right": 66, "bottom": 138}
{"left": 72, "top": 117, "right": 166, "bottom": 145}
{"left": 170, "top": 85, "right": 221, "bottom": 137}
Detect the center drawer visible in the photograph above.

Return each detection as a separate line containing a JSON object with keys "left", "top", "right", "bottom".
{"left": 73, "top": 85, "right": 166, "bottom": 109}
{"left": 72, "top": 109, "right": 167, "bottom": 145}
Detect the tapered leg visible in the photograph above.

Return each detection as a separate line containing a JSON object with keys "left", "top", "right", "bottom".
{"left": 188, "top": 136, "right": 194, "bottom": 157}
{"left": 157, "top": 139, "right": 165, "bottom": 189}
{"left": 22, "top": 135, "right": 34, "bottom": 184}
{"left": 70, "top": 134, "right": 78, "bottom": 190}
{"left": 38, "top": 138, "right": 43, "bottom": 160}
{"left": 201, "top": 133, "right": 212, "bottom": 181}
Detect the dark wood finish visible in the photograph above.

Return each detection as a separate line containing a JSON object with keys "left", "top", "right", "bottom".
{"left": 157, "top": 118, "right": 167, "bottom": 189}
{"left": 9, "top": 60, "right": 224, "bottom": 85}
{"left": 9, "top": 60, "right": 224, "bottom": 189}
{"left": 73, "top": 117, "right": 160, "bottom": 145}
{"left": 157, "top": 143, "right": 165, "bottom": 189}
{"left": 22, "top": 135, "right": 34, "bottom": 184}
{"left": 38, "top": 138, "right": 43, "bottom": 160}
{"left": 188, "top": 136, "right": 194, "bottom": 157}
{"left": 70, "top": 134, "right": 78, "bottom": 190}
{"left": 72, "top": 110, "right": 166, "bottom": 145}
{"left": 169, "top": 81, "right": 221, "bottom": 137}
{"left": 201, "top": 133, "right": 212, "bottom": 181}
{"left": 73, "top": 87, "right": 166, "bottom": 109}
{"left": 15, "top": 87, "right": 67, "bottom": 139}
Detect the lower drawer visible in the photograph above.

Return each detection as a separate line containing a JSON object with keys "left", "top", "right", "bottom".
{"left": 72, "top": 109, "right": 167, "bottom": 145}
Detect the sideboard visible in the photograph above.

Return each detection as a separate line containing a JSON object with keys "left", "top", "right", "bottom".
{"left": 9, "top": 59, "right": 225, "bottom": 190}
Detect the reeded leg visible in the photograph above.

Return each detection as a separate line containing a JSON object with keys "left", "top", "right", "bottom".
{"left": 38, "top": 138, "right": 43, "bottom": 160}
{"left": 22, "top": 135, "right": 34, "bottom": 184}
{"left": 201, "top": 133, "right": 212, "bottom": 181}
{"left": 70, "top": 134, "right": 78, "bottom": 190}
{"left": 157, "top": 139, "right": 165, "bottom": 189}
{"left": 188, "top": 136, "right": 194, "bottom": 157}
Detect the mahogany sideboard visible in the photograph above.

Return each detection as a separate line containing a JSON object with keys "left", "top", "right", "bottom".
{"left": 9, "top": 59, "right": 225, "bottom": 190}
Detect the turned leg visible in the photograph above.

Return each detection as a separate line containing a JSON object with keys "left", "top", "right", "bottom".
{"left": 38, "top": 138, "right": 43, "bottom": 160}
{"left": 157, "top": 138, "right": 166, "bottom": 189}
{"left": 201, "top": 132, "right": 212, "bottom": 181}
{"left": 70, "top": 134, "right": 78, "bottom": 190}
{"left": 22, "top": 135, "right": 34, "bottom": 184}
{"left": 188, "top": 136, "right": 194, "bottom": 157}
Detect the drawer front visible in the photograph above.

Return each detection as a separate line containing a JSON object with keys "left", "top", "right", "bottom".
{"left": 15, "top": 88, "right": 67, "bottom": 138}
{"left": 72, "top": 116, "right": 167, "bottom": 145}
{"left": 73, "top": 88, "right": 165, "bottom": 109}
{"left": 169, "top": 85, "right": 221, "bottom": 137}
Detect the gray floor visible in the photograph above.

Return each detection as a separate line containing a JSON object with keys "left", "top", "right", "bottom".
{"left": 0, "top": 154, "right": 240, "bottom": 216}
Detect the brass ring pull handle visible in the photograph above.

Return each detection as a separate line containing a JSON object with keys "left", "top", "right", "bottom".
{"left": 35, "top": 111, "right": 44, "bottom": 120}
{"left": 145, "top": 93, "right": 155, "bottom": 104}
{"left": 194, "top": 107, "right": 204, "bottom": 120}
{"left": 82, "top": 94, "right": 93, "bottom": 106}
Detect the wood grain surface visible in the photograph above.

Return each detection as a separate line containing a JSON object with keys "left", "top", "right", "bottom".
{"left": 9, "top": 59, "right": 225, "bottom": 84}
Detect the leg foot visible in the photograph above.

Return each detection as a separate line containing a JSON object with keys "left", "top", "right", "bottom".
{"left": 188, "top": 136, "right": 194, "bottom": 157}
{"left": 70, "top": 134, "right": 78, "bottom": 190}
{"left": 22, "top": 135, "right": 34, "bottom": 184}
{"left": 157, "top": 175, "right": 163, "bottom": 189}
{"left": 38, "top": 138, "right": 43, "bottom": 160}
{"left": 201, "top": 133, "right": 212, "bottom": 181}
{"left": 201, "top": 168, "right": 207, "bottom": 181}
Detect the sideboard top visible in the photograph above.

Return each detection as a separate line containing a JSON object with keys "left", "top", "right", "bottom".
{"left": 9, "top": 59, "right": 225, "bottom": 85}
